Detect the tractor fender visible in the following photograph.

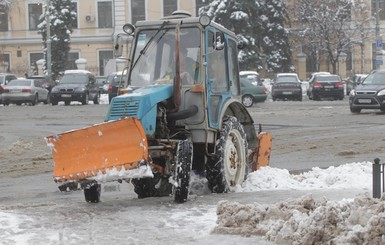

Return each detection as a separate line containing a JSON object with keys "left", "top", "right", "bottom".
{"left": 217, "top": 98, "right": 258, "bottom": 149}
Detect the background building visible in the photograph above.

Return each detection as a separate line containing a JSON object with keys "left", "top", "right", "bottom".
{"left": 0, "top": 0, "right": 208, "bottom": 77}
{"left": 0, "top": 0, "right": 384, "bottom": 79}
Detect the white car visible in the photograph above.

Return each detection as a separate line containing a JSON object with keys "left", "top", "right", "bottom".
{"left": 2, "top": 78, "right": 50, "bottom": 105}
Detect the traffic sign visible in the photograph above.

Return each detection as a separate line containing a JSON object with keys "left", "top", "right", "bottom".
{"left": 377, "top": 39, "right": 383, "bottom": 49}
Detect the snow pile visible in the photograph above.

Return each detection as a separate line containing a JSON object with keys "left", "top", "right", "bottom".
{"left": 213, "top": 194, "right": 385, "bottom": 244}
{"left": 239, "top": 162, "right": 372, "bottom": 192}
{"left": 212, "top": 162, "right": 383, "bottom": 244}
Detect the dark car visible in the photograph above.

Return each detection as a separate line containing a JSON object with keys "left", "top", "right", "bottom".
{"left": 50, "top": 70, "right": 100, "bottom": 105}
{"left": 27, "top": 75, "right": 57, "bottom": 92}
{"left": 271, "top": 73, "right": 302, "bottom": 101}
{"left": 96, "top": 76, "right": 107, "bottom": 94}
{"left": 307, "top": 73, "right": 344, "bottom": 100}
{"left": 345, "top": 74, "right": 368, "bottom": 96}
{"left": 239, "top": 77, "right": 267, "bottom": 107}
{"left": 105, "top": 71, "right": 126, "bottom": 103}
{"left": 349, "top": 70, "right": 385, "bottom": 113}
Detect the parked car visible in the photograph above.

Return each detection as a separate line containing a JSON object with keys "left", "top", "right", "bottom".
{"left": 307, "top": 73, "right": 344, "bottom": 100}
{"left": 96, "top": 76, "right": 107, "bottom": 94}
{"left": 0, "top": 73, "right": 17, "bottom": 104}
{"left": 345, "top": 74, "right": 368, "bottom": 96}
{"left": 2, "top": 78, "right": 50, "bottom": 105}
{"left": 27, "top": 76, "right": 56, "bottom": 92}
{"left": 27, "top": 75, "right": 57, "bottom": 92}
{"left": 50, "top": 70, "right": 100, "bottom": 106}
{"left": 239, "top": 77, "right": 268, "bottom": 107}
{"left": 239, "top": 71, "right": 261, "bottom": 86}
{"left": 349, "top": 70, "right": 385, "bottom": 113}
{"left": 105, "top": 71, "right": 126, "bottom": 103}
{"left": 271, "top": 73, "right": 302, "bottom": 101}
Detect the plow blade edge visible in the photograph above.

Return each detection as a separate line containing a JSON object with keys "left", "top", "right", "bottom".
{"left": 46, "top": 118, "right": 148, "bottom": 183}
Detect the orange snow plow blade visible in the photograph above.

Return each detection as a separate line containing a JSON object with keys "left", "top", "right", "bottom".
{"left": 46, "top": 117, "right": 148, "bottom": 183}
{"left": 249, "top": 132, "right": 272, "bottom": 171}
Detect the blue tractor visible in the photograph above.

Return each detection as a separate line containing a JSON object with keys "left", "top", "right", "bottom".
{"left": 47, "top": 11, "right": 271, "bottom": 203}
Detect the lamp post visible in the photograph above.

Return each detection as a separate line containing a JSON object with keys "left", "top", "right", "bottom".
{"left": 45, "top": 0, "right": 52, "bottom": 80}
{"left": 375, "top": 0, "right": 382, "bottom": 69}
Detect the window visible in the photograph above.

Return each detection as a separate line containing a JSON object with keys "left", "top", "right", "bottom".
{"left": 163, "top": 0, "right": 177, "bottom": 17}
{"left": 0, "top": 4, "right": 8, "bottom": 31}
{"left": 372, "top": 0, "right": 385, "bottom": 20}
{"left": 0, "top": 53, "right": 10, "bottom": 72}
{"left": 70, "top": 2, "right": 78, "bottom": 29}
{"left": 28, "top": 3, "right": 43, "bottom": 30}
{"left": 29, "top": 53, "right": 44, "bottom": 75}
{"left": 99, "top": 50, "right": 113, "bottom": 75}
{"left": 66, "top": 52, "right": 79, "bottom": 70}
{"left": 228, "top": 38, "right": 240, "bottom": 96}
{"left": 131, "top": 0, "right": 145, "bottom": 24}
{"left": 98, "top": 1, "right": 112, "bottom": 28}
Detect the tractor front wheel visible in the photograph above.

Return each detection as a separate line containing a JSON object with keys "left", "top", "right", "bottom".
{"left": 132, "top": 173, "right": 172, "bottom": 199}
{"left": 206, "top": 116, "right": 249, "bottom": 193}
{"left": 84, "top": 183, "right": 101, "bottom": 203}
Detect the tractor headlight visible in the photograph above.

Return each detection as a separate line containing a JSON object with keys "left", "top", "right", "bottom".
{"left": 123, "top": 24, "right": 135, "bottom": 35}
{"left": 199, "top": 15, "right": 211, "bottom": 27}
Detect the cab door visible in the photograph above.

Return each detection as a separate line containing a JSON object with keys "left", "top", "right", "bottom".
{"left": 205, "top": 28, "right": 231, "bottom": 129}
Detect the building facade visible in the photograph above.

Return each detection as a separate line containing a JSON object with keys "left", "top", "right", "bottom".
{"left": 0, "top": 0, "right": 384, "bottom": 79}
{"left": 0, "top": 0, "right": 208, "bottom": 77}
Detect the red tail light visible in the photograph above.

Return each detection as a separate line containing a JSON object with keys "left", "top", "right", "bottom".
{"left": 336, "top": 82, "right": 344, "bottom": 88}
{"left": 108, "top": 84, "right": 113, "bottom": 92}
{"left": 263, "top": 87, "right": 267, "bottom": 94}
{"left": 3, "top": 89, "right": 9, "bottom": 93}
{"left": 0, "top": 86, "right": 3, "bottom": 92}
{"left": 22, "top": 89, "right": 32, "bottom": 93}
{"left": 313, "top": 83, "right": 322, "bottom": 88}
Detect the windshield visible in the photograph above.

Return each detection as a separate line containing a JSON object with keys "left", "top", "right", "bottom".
{"left": 315, "top": 75, "right": 340, "bottom": 82}
{"left": 276, "top": 76, "right": 299, "bottom": 83}
{"left": 129, "top": 27, "right": 201, "bottom": 86}
{"left": 60, "top": 74, "right": 89, "bottom": 84}
{"left": 8, "top": 80, "right": 32, "bottom": 86}
{"left": 362, "top": 72, "right": 385, "bottom": 85}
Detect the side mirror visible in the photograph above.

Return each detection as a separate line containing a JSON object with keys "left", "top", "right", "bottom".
{"left": 213, "top": 32, "right": 225, "bottom": 50}
{"left": 114, "top": 33, "right": 133, "bottom": 58}
{"left": 237, "top": 40, "right": 245, "bottom": 50}
{"left": 114, "top": 34, "right": 124, "bottom": 57}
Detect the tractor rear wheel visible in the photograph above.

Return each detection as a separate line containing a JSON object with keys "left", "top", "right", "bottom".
{"left": 84, "top": 183, "right": 101, "bottom": 203}
{"left": 206, "top": 116, "right": 249, "bottom": 193}
{"left": 174, "top": 140, "right": 193, "bottom": 203}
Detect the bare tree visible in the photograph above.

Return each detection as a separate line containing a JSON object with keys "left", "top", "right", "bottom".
{"left": 290, "top": 0, "right": 372, "bottom": 74}
{"left": 0, "top": 0, "right": 11, "bottom": 14}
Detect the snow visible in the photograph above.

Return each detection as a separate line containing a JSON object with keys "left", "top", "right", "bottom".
{"left": 1, "top": 160, "right": 379, "bottom": 244}
{"left": 212, "top": 162, "right": 381, "bottom": 244}
{"left": 1, "top": 95, "right": 382, "bottom": 244}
